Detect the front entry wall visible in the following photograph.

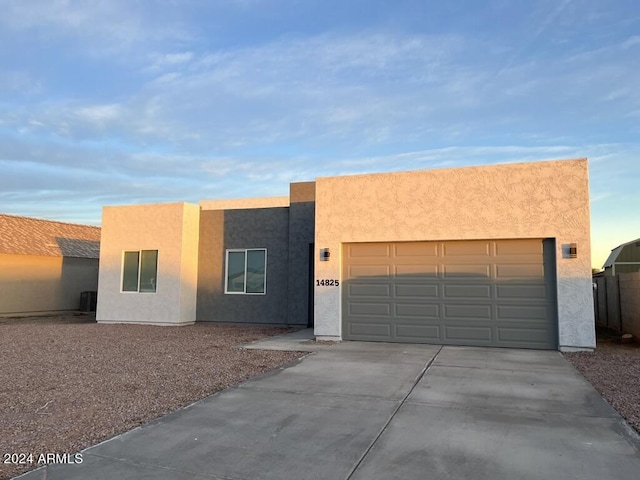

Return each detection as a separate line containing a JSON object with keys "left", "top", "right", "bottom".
{"left": 196, "top": 208, "right": 290, "bottom": 324}
{"left": 342, "top": 239, "right": 557, "bottom": 349}
{"left": 315, "top": 159, "right": 594, "bottom": 350}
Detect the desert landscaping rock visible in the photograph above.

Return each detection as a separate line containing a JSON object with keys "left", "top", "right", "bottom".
{"left": 0, "top": 314, "right": 304, "bottom": 480}
{"left": 564, "top": 333, "right": 640, "bottom": 435}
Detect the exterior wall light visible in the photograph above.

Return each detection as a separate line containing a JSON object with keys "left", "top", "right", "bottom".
{"left": 320, "top": 248, "right": 330, "bottom": 261}
{"left": 569, "top": 243, "right": 578, "bottom": 258}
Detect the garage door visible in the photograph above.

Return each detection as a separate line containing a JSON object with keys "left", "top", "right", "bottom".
{"left": 342, "top": 239, "right": 557, "bottom": 349}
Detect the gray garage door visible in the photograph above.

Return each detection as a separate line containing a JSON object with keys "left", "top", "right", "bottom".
{"left": 342, "top": 239, "right": 557, "bottom": 349}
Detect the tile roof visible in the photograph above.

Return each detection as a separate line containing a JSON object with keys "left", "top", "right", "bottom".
{"left": 0, "top": 214, "right": 100, "bottom": 259}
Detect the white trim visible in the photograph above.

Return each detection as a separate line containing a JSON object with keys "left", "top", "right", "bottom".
{"left": 224, "top": 248, "right": 267, "bottom": 295}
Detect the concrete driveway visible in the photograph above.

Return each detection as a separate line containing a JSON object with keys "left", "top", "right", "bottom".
{"left": 17, "top": 340, "right": 640, "bottom": 480}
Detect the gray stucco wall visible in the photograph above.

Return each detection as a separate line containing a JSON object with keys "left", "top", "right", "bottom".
{"left": 287, "top": 182, "right": 316, "bottom": 326}
{"left": 197, "top": 207, "right": 291, "bottom": 324}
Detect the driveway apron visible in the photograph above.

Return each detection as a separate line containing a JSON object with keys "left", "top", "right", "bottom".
{"left": 350, "top": 346, "right": 640, "bottom": 480}
{"left": 16, "top": 343, "right": 640, "bottom": 480}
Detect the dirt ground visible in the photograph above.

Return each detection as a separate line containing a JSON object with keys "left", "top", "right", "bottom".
{"left": 563, "top": 328, "right": 640, "bottom": 435}
{"left": 0, "top": 313, "right": 305, "bottom": 480}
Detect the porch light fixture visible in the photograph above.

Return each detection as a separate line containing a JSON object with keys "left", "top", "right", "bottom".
{"left": 569, "top": 243, "right": 578, "bottom": 258}
{"left": 321, "top": 248, "right": 330, "bottom": 261}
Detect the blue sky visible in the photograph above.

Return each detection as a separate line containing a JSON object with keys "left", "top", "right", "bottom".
{"left": 1, "top": 0, "right": 638, "bottom": 268}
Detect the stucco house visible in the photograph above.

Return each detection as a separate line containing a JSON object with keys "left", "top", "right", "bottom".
{"left": 0, "top": 214, "right": 100, "bottom": 315}
{"left": 96, "top": 158, "right": 595, "bottom": 351}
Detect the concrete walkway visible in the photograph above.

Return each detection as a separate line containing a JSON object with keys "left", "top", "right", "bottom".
{"left": 17, "top": 339, "right": 640, "bottom": 480}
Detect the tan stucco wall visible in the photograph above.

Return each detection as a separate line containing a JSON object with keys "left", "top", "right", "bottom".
{"left": 199, "top": 196, "right": 289, "bottom": 210}
{"left": 96, "top": 202, "right": 200, "bottom": 325}
{"left": 290, "top": 182, "right": 316, "bottom": 203}
{"left": 314, "top": 158, "right": 594, "bottom": 349}
{"left": 0, "top": 253, "right": 98, "bottom": 315}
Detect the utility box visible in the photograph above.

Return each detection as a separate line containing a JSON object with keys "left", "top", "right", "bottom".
{"left": 80, "top": 291, "right": 97, "bottom": 312}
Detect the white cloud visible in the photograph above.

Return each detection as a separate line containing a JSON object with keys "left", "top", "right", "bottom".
{"left": 75, "top": 104, "right": 123, "bottom": 126}
{"left": 1, "top": 21, "right": 637, "bottom": 157}
{"left": 0, "top": 0, "right": 194, "bottom": 58}
{"left": 146, "top": 52, "right": 195, "bottom": 72}
{"left": 0, "top": 70, "right": 42, "bottom": 95}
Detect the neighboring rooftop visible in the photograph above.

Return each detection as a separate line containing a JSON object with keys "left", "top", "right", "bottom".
{"left": 0, "top": 213, "right": 100, "bottom": 259}
{"left": 602, "top": 238, "right": 640, "bottom": 269}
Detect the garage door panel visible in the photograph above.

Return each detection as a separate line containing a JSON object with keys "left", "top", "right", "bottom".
{"left": 443, "top": 264, "right": 491, "bottom": 278}
{"left": 497, "top": 328, "right": 551, "bottom": 345}
{"left": 445, "top": 325, "right": 493, "bottom": 341}
{"left": 349, "top": 283, "right": 391, "bottom": 298}
{"left": 395, "top": 303, "right": 439, "bottom": 318}
{"left": 394, "top": 265, "right": 438, "bottom": 277}
{"left": 443, "top": 241, "right": 491, "bottom": 256}
{"left": 444, "top": 284, "right": 492, "bottom": 299}
{"left": 342, "top": 239, "right": 557, "bottom": 349}
{"left": 348, "top": 244, "right": 390, "bottom": 257}
{"left": 394, "top": 243, "right": 438, "bottom": 257}
{"left": 349, "top": 265, "right": 390, "bottom": 277}
{"left": 495, "top": 240, "right": 543, "bottom": 255}
{"left": 395, "top": 324, "right": 441, "bottom": 340}
{"left": 492, "top": 254, "right": 545, "bottom": 265}
{"left": 445, "top": 304, "right": 492, "bottom": 319}
{"left": 349, "top": 303, "right": 391, "bottom": 316}
{"left": 348, "top": 322, "right": 391, "bottom": 338}
{"left": 496, "top": 264, "right": 544, "bottom": 279}
{"left": 497, "top": 305, "right": 547, "bottom": 320}
{"left": 395, "top": 283, "right": 439, "bottom": 298}
{"left": 497, "top": 284, "right": 546, "bottom": 300}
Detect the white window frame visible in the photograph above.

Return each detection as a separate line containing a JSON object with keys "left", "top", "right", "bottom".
{"left": 224, "top": 248, "right": 267, "bottom": 295}
{"left": 121, "top": 250, "right": 158, "bottom": 293}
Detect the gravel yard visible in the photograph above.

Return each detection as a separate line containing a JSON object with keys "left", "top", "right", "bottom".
{"left": 564, "top": 329, "right": 640, "bottom": 434}
{"left": 0, "top": 314, "right": 304, "bottom": 480}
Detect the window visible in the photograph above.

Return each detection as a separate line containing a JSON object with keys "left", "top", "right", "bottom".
{"left": 225, "top": 249, "right": 266, "bottom": 294}
{"left": 122, "top": 250, "right": 158, "bottom": 293}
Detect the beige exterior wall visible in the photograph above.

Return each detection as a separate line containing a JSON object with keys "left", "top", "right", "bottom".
{"left": 0, "top": 253, "right": 98, "bottom": 315}
{"left": 619, "top": 272, "right": 640, "bottom": 339}
{"left": 314, "top": 159, "right": 594, "bottom": 349}
{"left": 96, "top": 202, "right": 200, "bottom": 325}
{"left": 199, "top": 196, "right": 289, "bottom": 210}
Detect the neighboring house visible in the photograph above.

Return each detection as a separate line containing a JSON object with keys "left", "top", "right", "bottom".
{"left": 0, "top": 214, "right": 100, "bottom": 315}
{"left": 602, "top": 238, "right": 640, "bottom": 275}
{"left": 96, "top": 158, "right": 595, "bottom": 351}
